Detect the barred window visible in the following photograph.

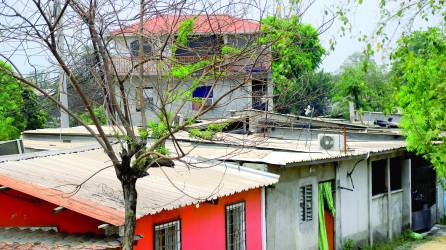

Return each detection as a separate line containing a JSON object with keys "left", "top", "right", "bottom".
{"left": 299, "top": 185, "right": 313, "bottom": 222}
{"left": 154, "top": 220, "right": 181, "bottom": 250}
{"left": 226, "top": 202, "right": 246, "bottom": 250}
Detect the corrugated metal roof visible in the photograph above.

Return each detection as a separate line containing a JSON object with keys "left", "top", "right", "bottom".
{"left": 22, "top": 125, "right": 119, "bottom": 136}
{"left": 0, "top": 147, "right": 279, "bottom": 226}
{"left": 21, "top": 124, "right": 407, "bottom": 166}
{"left": 0, "top": 228, "right": 120, "bottom": 249}
{"left": 167, "top": 140, "right": 407, "bottom": 166}
{"left": 22, "top": 125, "right": 408, "bottom": 166}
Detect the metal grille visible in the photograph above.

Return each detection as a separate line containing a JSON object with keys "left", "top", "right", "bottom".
{"left": 226, "top": 202, "right": 246, "bottom": 250}
{"left": 154, "top": 220, "right": 181, "bottom": 250}
{"left": 299, "top": 185, "right": 313, "bottom": 222}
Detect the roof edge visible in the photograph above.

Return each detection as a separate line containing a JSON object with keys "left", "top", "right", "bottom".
{"left": 0, "top": 175, "right": 124, "bottom": 226}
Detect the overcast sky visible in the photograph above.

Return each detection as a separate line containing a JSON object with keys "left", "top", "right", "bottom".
{"left": 1, "top": 0, "right": 441, "bottom": 75}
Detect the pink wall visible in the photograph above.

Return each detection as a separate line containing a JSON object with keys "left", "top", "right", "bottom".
{"left": 134, "top": 188, "right": 263, "bottom": 250}
{"left": 0, "top": 189, "right": 103, "bottom": 234}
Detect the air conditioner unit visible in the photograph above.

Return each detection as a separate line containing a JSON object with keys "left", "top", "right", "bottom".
{"left": 317, "top": 134, "right": 345, "bottom": 152}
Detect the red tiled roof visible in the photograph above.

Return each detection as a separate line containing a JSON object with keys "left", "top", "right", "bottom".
{"left": 111, "top": 14, "right": 260, "bottom": 35}
{"left": 0, "top": 228, "right": 121, "bottom": 250}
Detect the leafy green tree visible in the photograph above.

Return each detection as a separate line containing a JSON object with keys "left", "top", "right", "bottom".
{"left": 21, "top": 88, "right": 47, "bottom": 130}
{"left": 298, "top": 70, "right": 334, "bottom": 116}
{"left": 391, "top": 27, "right": 446, "bottom": 180}
{"left": 261, "top": 16, "right": 326, "bottom": 114}
{"left": 80, "top": 106, "right": 107, "bottom": 125}
{"left": 331, "top": 53, "right": 394, "bottom": 117}
{"left": 0, "top": 61, "right": 25, "bottom": 140}
{"left": 0, "top": 61, "right": 47, "bottom": 140}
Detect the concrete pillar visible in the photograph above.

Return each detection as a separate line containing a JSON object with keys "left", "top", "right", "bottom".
{"left": 261, "top": 187, "right": 267, "bottom": 250}
{"left": 335, "top": 163, "right": 343, "bottom": 250}
{"left": 437, "top": 181, "right": 445, "bottom": 221}
{"left": 402, "top": 158, "right": 412, "bottom": 229}
{"left": 368, "top": 159, "right": 373, "bottom": 246}
{"left": 386, "top": 158, "right": 392, "bottom": 240}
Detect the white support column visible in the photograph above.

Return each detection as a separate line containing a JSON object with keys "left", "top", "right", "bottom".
{"left": 368, "top": 159, "right": 373, "bottom": 246}
{"left": 261, "top": 187, "right": 267, "bottom": 250}
{"left": 335, "top": 163, "right": 343, "bottom": 249}
{"left": 387, "top": 158, "right": 392, "bottom": 240}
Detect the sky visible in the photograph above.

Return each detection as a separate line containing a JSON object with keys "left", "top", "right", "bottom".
{"left": 303, "top": 0, "right": 382, "bottom": 72}
{"left": 0, "top": 0, "right": 441, "bottom": 75}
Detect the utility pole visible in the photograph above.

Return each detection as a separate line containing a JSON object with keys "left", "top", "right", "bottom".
{"left": 54, "top": 0, "right": 69, "bottom": 128}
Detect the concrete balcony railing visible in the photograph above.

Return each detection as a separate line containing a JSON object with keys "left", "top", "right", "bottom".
{"left": 109, "top": 54, "right": 271, "bottom": 76}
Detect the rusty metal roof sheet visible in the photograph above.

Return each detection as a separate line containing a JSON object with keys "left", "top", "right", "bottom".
{"left": 0, "top": 147, "right": 279, "bottom": 226}
{"left": 0, "top": 228, "right": 120, "bottom": 249}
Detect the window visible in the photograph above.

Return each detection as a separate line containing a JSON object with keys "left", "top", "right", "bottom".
{"left": 390, "top": 158, "right": 402, "bottom": 191}
{"left": 226, "top": 202, "right": 246, "bottom": 250}
{"left": 192, "top": 86, "right": 213, "bottom": 111}
{"left": 154, "top": 220, "right": 181, "bottom": 250}
{"left": 299, "top": 184, "right": 313, "bottom": 222}
{"left": 130, "top": 40, "right": 152, "bottom": 57}
{"left": 252, "top": 79, "right": 267, "bottom": 111}
{"left": 175, "top": 35, "right": 224, "bottom": 57}
{"left": 136, "top": 87, "right": 154, "bottom": 111}
{"left": 372, "top": 159, "right": 387, "bottom": 195}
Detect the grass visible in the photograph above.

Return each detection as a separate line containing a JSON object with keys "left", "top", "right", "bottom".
{"left": 357, "top": 231, "right": 431, "bottom": 250}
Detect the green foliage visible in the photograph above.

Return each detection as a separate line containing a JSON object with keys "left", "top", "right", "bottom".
{"left": 331, "top": 53, "right": 394, "bottom": 118}
{"left": 170, "top": 17, "right": 196, "bottom": 55}
{"left": 176, "top": 18, "right": 195, "bottom": 47}
{"left": 188, "top": 122, "right": 227, "bottom": 140}
{"left": 147, "top": 120, "right": 169, "bottom": 140}
{"left": 79, "top": 106, "right": 107, "bottom": 125}
{"left": 221, "top": 45, "right": 241, "bottom": 55}
{"left": 260, "top": 16, "right": 326, "bottom": 114}
{"left": 360, "top": 230, "right": 425, "bottom": 250}
{"left": 0, "top": 61, "right": 24, "bottom": 140}
{"left": 170, "top": 60, "right": 210, "bottom": 80}
{"left": 0, "top": 116, "right": 20, "bottom": 141}
{"left": 20, "top": 88, "right": 47, "bottom": 130}
{"left": 343, "top": 239, "right": 354, "bottom": 250}
{"left": 0, "top": 61, "right": 47, "bottom": 140}
{"left": 391, "top": 27, "right": 446, "bottom": 180}
{"left": 298, "top": 71, "right": 334, "bottom": 116}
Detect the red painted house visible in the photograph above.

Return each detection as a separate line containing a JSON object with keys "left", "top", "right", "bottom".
{"left": 0, "top": 147, "right": 278, "bottom": 249}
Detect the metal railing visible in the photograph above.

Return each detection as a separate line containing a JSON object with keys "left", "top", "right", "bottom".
{"left": 108, "top": 54, "right": 271, "bottom": 76}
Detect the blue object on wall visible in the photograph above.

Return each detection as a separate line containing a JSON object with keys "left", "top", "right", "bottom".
{"left": 193, "top": 86, "right": 213, "bottom": 98}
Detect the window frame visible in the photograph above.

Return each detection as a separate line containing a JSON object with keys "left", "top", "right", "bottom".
{"left": 225, "top": 201, "right": 247, "bottom": 250}
{"left": 372, "top": 159, "right": 387, "bottom": 196}
{"left": 153, "top": 219, "right": 181, "bottom": 250}
{"left": 130, "top": 39, "right": 152, "bottom": 57}
{"left": 299, "top": 184, "right": 313, "bottom": 223}
{"left": 390, "top": 158, "right": 403, "bottom": 191}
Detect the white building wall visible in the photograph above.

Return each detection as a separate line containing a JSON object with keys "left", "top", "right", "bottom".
{"left": 336, "top": 159, "right": 370, "bottom": 247}
{"left": 120, "top": 76, "right": 261, "bottom": 125}
{"left": 335, "top": 156, "right": 412, "bottom": 248}
{"left": 265, "top": 164, "right": 335, "bottom": 250}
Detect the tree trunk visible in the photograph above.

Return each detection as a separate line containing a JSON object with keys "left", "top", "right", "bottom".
{"left": 121, "top": 177, "right": 138, "bottom": 250}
